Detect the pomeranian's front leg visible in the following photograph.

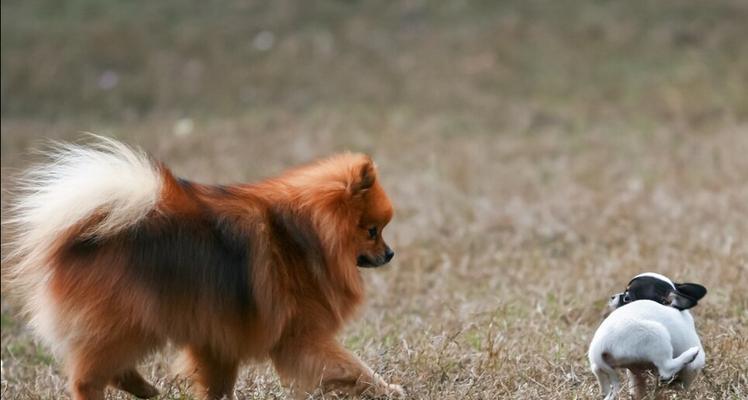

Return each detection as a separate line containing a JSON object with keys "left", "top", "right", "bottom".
{"left": 271, "top": 336, "right": 403, "bottom": 398}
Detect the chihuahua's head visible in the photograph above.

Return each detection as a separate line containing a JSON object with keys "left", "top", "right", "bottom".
{"left": 608, "top": 272, "right": 707, "bottom": 312}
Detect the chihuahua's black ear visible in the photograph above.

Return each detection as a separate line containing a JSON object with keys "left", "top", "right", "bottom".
{"left": 669, "top": 283, "right": 707, "bottom": 310}
{"left": 349, "top": 157, "right": 376, "bottom": 195}
{"left": 676, "top": 283, "right": 707, "bottom": 301}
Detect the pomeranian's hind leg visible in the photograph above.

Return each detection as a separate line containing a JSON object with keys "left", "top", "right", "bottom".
{"left": 67, "top": 353, "right": 112, "bottom": 400}
{"left": 111, "top": 368, "right": 159, "bottom": 399}
{"left": 69, "top": 371, "right": 107, "bottom": 400}
{"left": 176, "top": 345, "right": 239, "bottom": 400}
{"left": 66, "top": 335, "right": 157, "bottom": 400}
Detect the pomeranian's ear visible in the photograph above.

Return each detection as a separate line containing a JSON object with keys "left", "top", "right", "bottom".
{"left": 349, "top": 157, "right": 376, "bottom": 195}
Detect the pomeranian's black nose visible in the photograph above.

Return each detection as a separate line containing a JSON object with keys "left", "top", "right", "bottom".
{"left": 384, "top": 247, "right": 395, "bottom": 262}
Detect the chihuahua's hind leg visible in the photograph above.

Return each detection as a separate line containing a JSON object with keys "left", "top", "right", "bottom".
{"left": 677, "top": 366, "right": 699, "bottom": 389}
{"left": 627, "top": 369, "right": 648, "bottom": 400}
{"left": 656, "top": 346, "right": 699, "bottom": 381}
{"left": 675, "top": 348, "right": 704, "bottom": 389}
{"left": 592, "top": 364, "right": 619, "bottom": 400}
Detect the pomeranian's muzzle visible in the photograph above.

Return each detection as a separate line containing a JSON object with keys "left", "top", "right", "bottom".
{"left": 356, "top": 246, "right": 395, "bottom": 268}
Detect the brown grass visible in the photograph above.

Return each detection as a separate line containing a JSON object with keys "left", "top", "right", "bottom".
{"left": 2, "top": 1, "right": 747, "bottom": 399}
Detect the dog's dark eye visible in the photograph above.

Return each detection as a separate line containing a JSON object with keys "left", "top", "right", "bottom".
{"left": 368, "top": 226, "right": 377, "bottom": 239}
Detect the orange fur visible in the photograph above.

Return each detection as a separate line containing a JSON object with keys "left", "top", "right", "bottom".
{"left": 4, "top": 143, "right": 402, "bottom": 399}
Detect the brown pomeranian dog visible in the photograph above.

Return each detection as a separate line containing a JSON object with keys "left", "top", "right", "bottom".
{"left": 3, "top": 136, "right": 403, "bottom": 400}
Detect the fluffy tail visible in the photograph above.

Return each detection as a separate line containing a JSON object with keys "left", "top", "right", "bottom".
{"left": 2, "top": 135, "right": 162, "bottom": 310}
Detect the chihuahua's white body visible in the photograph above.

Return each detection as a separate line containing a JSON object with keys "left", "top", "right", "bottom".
{"left": 589, "top": 300, "right": 705, "bottom": 400}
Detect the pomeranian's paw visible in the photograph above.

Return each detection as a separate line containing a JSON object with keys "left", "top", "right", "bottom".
{"left": 385, "top": 383, "right": 405, "bottom": 397}
{"left": 364, "top": 373, "right": 404, "bottom": 398}
{"left": 370, "top": 382, "right": 404, "bottom": 398}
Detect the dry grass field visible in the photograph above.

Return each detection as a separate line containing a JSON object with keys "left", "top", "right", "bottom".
{"left": 2, "top": 1, "right": 747, "bottom": 399}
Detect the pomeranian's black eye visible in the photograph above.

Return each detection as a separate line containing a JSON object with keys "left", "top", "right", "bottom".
{"left": 368, "top": 226, "right": 378, "bottom": 239}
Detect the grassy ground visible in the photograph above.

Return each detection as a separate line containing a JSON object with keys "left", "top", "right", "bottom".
{"left": 2, "top": 1, "right": 747, "bottom": 399}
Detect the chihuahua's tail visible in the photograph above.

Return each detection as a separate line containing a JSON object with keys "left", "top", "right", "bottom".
{"left": 658, "top": 346, "right": 700, "bottom": 381}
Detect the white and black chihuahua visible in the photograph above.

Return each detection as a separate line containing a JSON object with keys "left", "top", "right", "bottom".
{"left": 588, "top": 273, "right": 707, "bottom": 400}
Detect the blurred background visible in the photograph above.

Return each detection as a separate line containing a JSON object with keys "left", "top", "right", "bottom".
{"left": 3, "top": 1, "right": 746, "bottom": 138}
{"left": 2, "top": 0, "right": 747, "bottom": 398}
